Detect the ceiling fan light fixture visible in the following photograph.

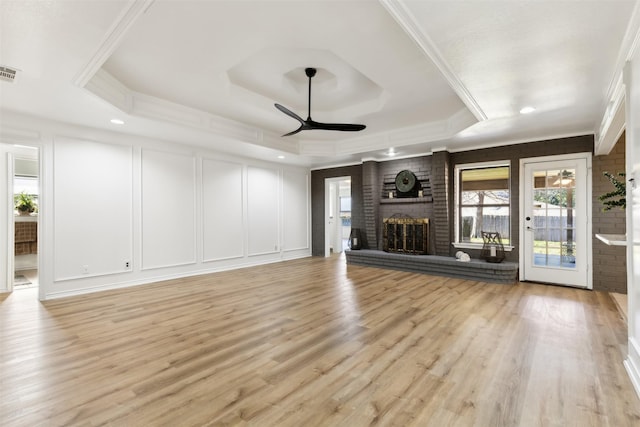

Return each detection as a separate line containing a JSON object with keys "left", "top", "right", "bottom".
{"left": 274, "top": 67, "right": 366, "bottom": 137}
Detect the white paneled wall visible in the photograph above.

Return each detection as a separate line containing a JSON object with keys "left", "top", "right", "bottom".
{"left": 625, "top": 45, "right": 640, "bottom": 399}
{"left": 0, "top": 112, "right": 311, "bottom": 299}
{"left": 141, "top": 149, "right": 197, "bottom": 269}
{"left": 53, "top": 137, "right": 132, "bottom": 280}
{"left": 247, "top": 166, "right": 280, "bottom": 256}
{"left": 202, "top": 158, "right": 244, "bottom": 261}
{"left": 283, "top": 169, "right": 310, "bottom": 252}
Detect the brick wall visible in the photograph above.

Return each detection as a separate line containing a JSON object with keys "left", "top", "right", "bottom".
{"left": 432, "top": 151, "right": 452, "bottom": 255}
{"left": 376, "top": 156, "right": 433, "bottom": 251}
{"left": 311, "top": 135, "right": 599, "bottom": 275}
{"left": 362, "top": 161, "right": 380, "bottom": 250}
{"left": 592, "top": 133, "right": 627, "bottom": 293}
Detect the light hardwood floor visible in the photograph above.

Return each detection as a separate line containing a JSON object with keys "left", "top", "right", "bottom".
{"left": 1, "top": 255, "right": 638, "bottom": 426}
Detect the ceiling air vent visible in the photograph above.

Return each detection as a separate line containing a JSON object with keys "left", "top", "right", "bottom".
{"left": 0, "top": 66, "right": 18, "bottom": 83}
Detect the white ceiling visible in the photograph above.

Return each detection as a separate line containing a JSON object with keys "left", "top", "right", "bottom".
{"left": 1, "top": 0, "right": 638, "bottom": 168}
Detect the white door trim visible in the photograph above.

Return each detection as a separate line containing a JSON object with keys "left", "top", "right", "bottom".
{"left": 324, "top": 176, "right": 350, "bottom": 257}
{"left": 5, "top": 153, "right": 14, "bottom": 292}
{"left": 519, "top": 152, "right": 592, "bottom": 288}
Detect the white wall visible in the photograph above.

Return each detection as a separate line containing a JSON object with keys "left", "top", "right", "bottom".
{"left": 54, "top": 137, "right": 132, "bottom": 279}
{"left": 202, "top": 159, "right": 244, "bottom": 261}
{"left": 247, "top": 166, "right": 280, "bottom": 256}
{"left": 141, "top": 149, "right": 196, "bottom": 269}
{"left": 625, "top": 44, "right": 640, "bottom": 397}
{"left": 0, "top": 111, "right": 311, "bottom": 299}
{"left": 283, "top": 169, "right": 310, "bottom": 252}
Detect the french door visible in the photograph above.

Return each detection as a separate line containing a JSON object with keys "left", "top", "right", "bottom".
{"left": 521, "top": 154, "right": 591, "bottom": 288}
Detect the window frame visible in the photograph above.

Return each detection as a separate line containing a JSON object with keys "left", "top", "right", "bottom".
{"left": 452, "top": 160, "right": 514, "bottom": 251}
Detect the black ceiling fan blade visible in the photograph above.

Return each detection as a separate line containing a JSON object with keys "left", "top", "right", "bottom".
{"left": 274, "top": 68, "right": 366, "bottom": 136}
{"left": 274, "top": 103, "right": 305, "bottom": 124}
{"left": 281, "top": 125, "right": 305, "bottom": 137}
{"left": 308, "top": 121, "right": 367, "bottom": 132}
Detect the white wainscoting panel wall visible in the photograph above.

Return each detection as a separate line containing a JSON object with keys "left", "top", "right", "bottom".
{"left": 141, "top": 149, "right": 196, "bottom": 269}
{"left": 53, "top": 137, "right": 132, "bottom": 280}
{"left": 283, "top": 169, "right": 310, "bottom": 252}
{"left": 247, "top": 166, "right": 279, "bottom": 256}
{"left": 202, "top": 158, "right": 244, "bottom": 262}
{"left": 1, "top": 110, "right": 312, "bottom": 300}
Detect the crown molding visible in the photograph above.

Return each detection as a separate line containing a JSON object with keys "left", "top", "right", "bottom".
{"left": 84, "top": 69, "right": 133, "bottom": 113}
{"left": 87, "top": 67, "right": 474, "bottom": 160}
{"left": 73, "top": 0, "right": 154, "bottom": 88}
{"left": 0, "top": 124, "right": 41, "bottom": 144}
{"left": 595, "top": 0, "right": 640, "bottom": 153}
{"left": 348, "top": 108, "right": 472, "bottom": 155}
{"left": 379, "top": 0, "right": 487, "bottom": 122}
{"left": 85, "top": 69, "right": 297, "bottom": 153}
{"left": 595, "top": 77, "right": 625, "bottom": 155}
{"left": 298, "top": 108, "right": 470, "bottom": 158}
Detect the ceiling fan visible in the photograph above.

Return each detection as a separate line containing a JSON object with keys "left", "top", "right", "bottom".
{"left": 274, "top": 67, "right": 366, "bottom": 137}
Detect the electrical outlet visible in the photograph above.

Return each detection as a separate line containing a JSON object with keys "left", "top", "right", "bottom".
{"left": 125, "top": 261, "right": 130, "bottom": 269}
{"left": 82, "top": 265, "right": 89, "bottom": 274}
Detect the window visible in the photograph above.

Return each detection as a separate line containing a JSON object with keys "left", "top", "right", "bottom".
{"left": 455, "top": 162, "right": 510, "bottom": 247}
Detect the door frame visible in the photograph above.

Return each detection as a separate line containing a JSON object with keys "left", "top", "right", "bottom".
{"left": 3, "top": 145, "right": 42, "bottom": 297}
{"left": 4, "top": 152, "right": 14, "bottom": 292}
{"left": 324, "top": 176, "right": 350, "bottom": 257}
{"left": 519, "top": 152, "right": 593, "bottom": 288}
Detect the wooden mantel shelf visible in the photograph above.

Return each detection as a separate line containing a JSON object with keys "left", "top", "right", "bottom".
{"left": 595, "top": 233, "right": 627, "bottom": 246}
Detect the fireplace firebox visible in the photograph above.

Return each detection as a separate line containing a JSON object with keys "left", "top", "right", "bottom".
{"left": 383, "top": 216, "right": 429, "bottom": 255}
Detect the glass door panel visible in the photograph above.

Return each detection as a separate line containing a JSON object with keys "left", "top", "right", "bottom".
{"left": 522, "top": 157, "right": 589, "bottom": 288}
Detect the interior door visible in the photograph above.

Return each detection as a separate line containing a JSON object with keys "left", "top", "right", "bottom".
{"left": 521, "top": 155, "right": 591, "bottom": 288}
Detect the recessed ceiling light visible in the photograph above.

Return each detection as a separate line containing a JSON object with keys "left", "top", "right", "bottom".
{"left": 519, "top": 106, "right": 536, "bottom": 115}
{"left": 277, "top": 155, "right": 285, "bottom": 159}
{"left": 387, "top": 148, "right": 396, "bottom": 156}
{"left": 110, "top": 118, "right": 125, "bottom": 125}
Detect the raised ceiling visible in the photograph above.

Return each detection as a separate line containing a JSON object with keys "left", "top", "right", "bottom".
{"left": 1, "top": 0, "right": 638, "bottom": 167}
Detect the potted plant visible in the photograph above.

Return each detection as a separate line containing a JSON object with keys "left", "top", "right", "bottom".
{"left": 599, "top": 171, "right": 626, "bottom": 211}
{"left": 14, "top": 191, "right": 37, "bottom": 215}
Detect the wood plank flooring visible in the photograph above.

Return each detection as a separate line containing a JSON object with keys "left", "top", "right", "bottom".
{"left": 1, "top": 255, "right": 638, "bottom": 426}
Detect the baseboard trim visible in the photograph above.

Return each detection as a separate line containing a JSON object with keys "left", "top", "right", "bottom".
{"left": 44, "top": 253, "right": 311, "bottom": 300}
{"left": 625, "top": 337, "right": 640, "bottom": 399}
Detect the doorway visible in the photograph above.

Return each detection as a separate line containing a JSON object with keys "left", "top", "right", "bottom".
{"left": 520, "top": 153, "right": 591, "bottom": 288}
{"left": 2, "top": 145, "right": 40, "bottom": 294}
{"left": 13, "top": 154, "right": 39, "bottom": 290}
{"left": 324, "top": 177, "right": 352, "bottom": 257}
